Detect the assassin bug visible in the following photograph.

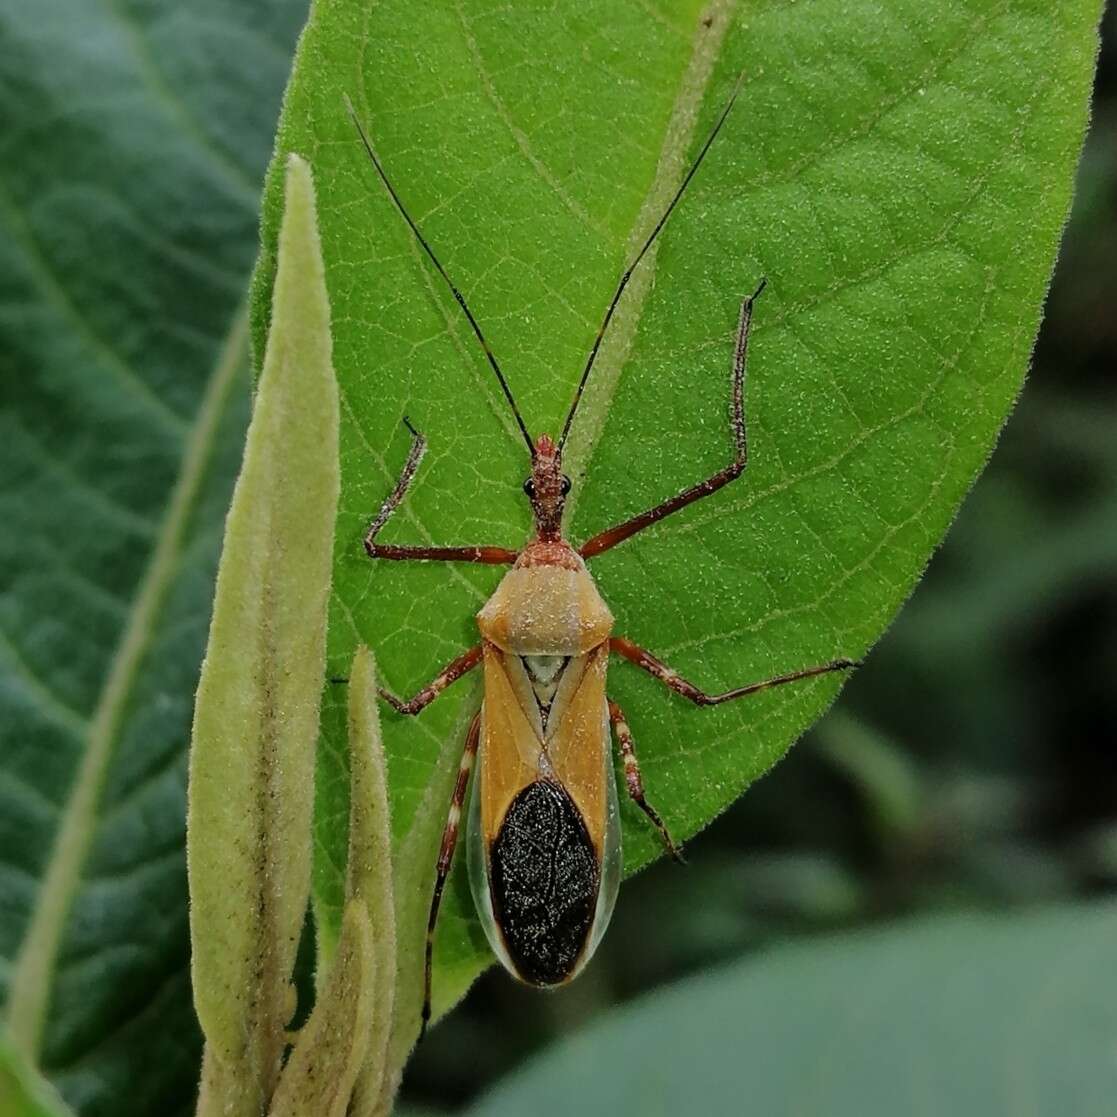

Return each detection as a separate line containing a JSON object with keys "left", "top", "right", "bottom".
{"left": 345, "top": 81, "right": 857, "bottom": 1033}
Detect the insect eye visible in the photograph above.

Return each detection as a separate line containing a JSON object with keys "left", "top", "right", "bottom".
{"left": 523, "top": 478, "right": 536, "bottom": 498}
{"left": 560, "top": 475, "right": 571, "bottom": 495}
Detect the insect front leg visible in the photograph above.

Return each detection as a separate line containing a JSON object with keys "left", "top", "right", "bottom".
{"left": 379, "top": 643, "right": 484, "bottom": 715}
{"left": 365, "top": 418, "right": 518, "bottom": 565}
{"left": 610, "top": 636, "right": 857, "bottom": 705}
{"left": 421, "top": 711, "right": 481, "bottom": 1038}
{"left": 579, "top": 280, "right": 764, "bottom": 560}
{"left": 608, "top": 698, "right": 684, "bottom": 863}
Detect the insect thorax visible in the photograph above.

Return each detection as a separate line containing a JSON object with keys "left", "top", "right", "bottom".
{"left": 476, "top": 560, "right": 613, "bottom": 656}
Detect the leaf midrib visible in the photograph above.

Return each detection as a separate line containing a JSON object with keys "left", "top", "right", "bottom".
{"left": 401, "top": 0, "right": 738, "bottom": 860}
{"left": 562, "top": 0, "right": 736, "bottom": 522}
{"left": 102, "top": 0, "right": 261, "bottom": 204}
{"left": 389, "top": 0, "right": 740, "bottom": 1024}
{"left": 3, "top": 308, "right": 250, "bottom": 1059}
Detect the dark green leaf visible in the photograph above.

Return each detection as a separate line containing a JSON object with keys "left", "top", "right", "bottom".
{"left": 0, "top": 2, "right": 305, "bottom": 1112}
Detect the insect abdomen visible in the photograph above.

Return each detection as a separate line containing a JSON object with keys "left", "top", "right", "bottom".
{"left": 488, "top": 779, "right": 599, "bottom": 985}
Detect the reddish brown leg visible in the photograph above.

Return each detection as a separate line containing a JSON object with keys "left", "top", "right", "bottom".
{"left": 365, "top": 418, "right": 517, "bottom": 565}
{"left": 579, "top": 281, "right": 764, "bottom": 560}
{"left": 421, "top": 711, "right": 482, "bottom": 1038}
{"left": 610, "top": 636, "right": 857, "bottom": 705}
{"left": 379, "top": 644, "right": 483, "bottom": 715}
{"left": 608, "top": 698, "right": 684, "bottom": 863}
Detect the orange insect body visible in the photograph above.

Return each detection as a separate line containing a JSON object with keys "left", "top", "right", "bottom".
{"left": 347, "top": 80, "right": 858, "bottom": 1032}
{"left": 470, "top": 518, "right": 620, "bottom": 985}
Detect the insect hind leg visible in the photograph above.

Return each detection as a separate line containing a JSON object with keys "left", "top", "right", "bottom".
{"left": 610, "top": 636, "right": 858, "bottom": 705}
{"left": 608, "top": 698, "right": 684, "bottom": 863}
{"left": 421, "top": 711, "right": 482, "bottom": 1039}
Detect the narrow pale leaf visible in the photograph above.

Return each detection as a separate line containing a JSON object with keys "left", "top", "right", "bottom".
{"left": 343, "top": 648, "right": 399, "bottom": 1117}
{"left": 187, "top": 154, "right": 338, "bottom": 1111}
{"left": 266, "top": 902, "right": 375, "bottom": 1117}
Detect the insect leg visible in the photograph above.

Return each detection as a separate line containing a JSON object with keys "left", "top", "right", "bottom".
{"left": 608, "top": 698, "right": 684, "bottom": 863}
{"left": 421, "top": 710, "right": 482, "bottom": 1039}
{"left": 610, "top": 636, "right": 857, "bottom": 705}
{"left": 365, "top": 418, "right": 517, "bottom": 564}
{"left": 579, "top": 281, "right": 764, "bottom": 560}
{"left": 380, "top": 643, "right": 484, "bottom": 715}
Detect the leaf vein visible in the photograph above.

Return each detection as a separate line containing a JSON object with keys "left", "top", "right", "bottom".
{"left": 2, "top": 308, "right": 247, "bottom": 1057}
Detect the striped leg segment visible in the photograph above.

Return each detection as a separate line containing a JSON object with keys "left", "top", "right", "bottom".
{"left": 422, "top": 712, "right": 482, "bottom": 1038}
{"left": 608, "top": 698, "right": 683, "bottom": 863}
{"left": 379, "top": 643, "right": 483, "bottom": 716}
{"left": 610, "top": 636, "right": 857, "bottom": 706}
{"left": 578, "top": 281, "right": 764, "bottom": 560}
{"left": 365, "top": 418, "right": 517, "bottom": 565}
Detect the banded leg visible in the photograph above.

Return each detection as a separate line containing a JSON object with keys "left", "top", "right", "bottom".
{"left": 610, "top": 636, "right": 857, "bottom": 705}
{"left": 365, "top": 418, "right": 517, "bottom": 565}
{"left": 579, "top": 280, "right": 764, "bottom": 560}
{"left": 380, "top": 644, "right": 483, "bottom": 715}
{"left": 608, "top": 699, "right": 684, "bottom": 863}
{"left": 422, "top": 711, "right": 482, "bottom": 1038}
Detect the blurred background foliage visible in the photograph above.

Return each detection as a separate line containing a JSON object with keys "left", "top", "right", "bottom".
{"left": 402, "top": 8, "right": 1116, "bottom": 1110}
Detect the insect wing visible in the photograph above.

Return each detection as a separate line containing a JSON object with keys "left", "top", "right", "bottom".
{"left": 467, "top": 644, "right": 620, "bottom": 985}
{"left": 476, "top": 643, "right": 544, "bottom": 842}
{"left": 545, "top": 646, "right": 611, "bottom": 854}
{"left": 544, "top": 645, "right": 621, "bottom": 967}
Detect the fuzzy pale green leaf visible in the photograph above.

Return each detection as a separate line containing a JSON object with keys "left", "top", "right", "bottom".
{"left": 266, "top": 902, "right": 374, "bottom": 1117}
{"left": 250, "top": 0, "right": 1102, "bottom": 1028}
{"left": 188, "top": 154, "right": 338, "bottom": 1111}
{"left": 343, "top": 647, "right": 398, "bottom": 1116}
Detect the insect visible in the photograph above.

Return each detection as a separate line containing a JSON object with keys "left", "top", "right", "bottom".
{"left": 345, "top": 82, "right": 857, "bottom": 1033}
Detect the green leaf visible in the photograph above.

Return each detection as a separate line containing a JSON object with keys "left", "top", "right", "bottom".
{"left": 251, "top": 0, "right": 1102, "bottom": 1030}
{"left": 343, "top": 648, "right": 398, "bottom": 1117}
{"left": 465, "top": 903, "right": 1117, "bottom": 1116}
{"left": 0, "top": 1, "right": 305, "bottom": 1112}
{"left": 266, "top": 902, "right": 374, "bottom": 1117}
{"left": 188, "top": 153, "right": 338, "bottom": 1115}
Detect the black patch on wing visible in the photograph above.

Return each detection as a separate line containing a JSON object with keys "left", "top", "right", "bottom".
{"left": 489, "top": 779, "right": 599, "bottom": 985}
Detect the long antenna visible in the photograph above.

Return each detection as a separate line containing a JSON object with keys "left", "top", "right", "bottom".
{"left": 558, "top": 74, "right": 745, "bottom": 452}
{"left": 344, "top": 94, "right": 536, "bottom": 456}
